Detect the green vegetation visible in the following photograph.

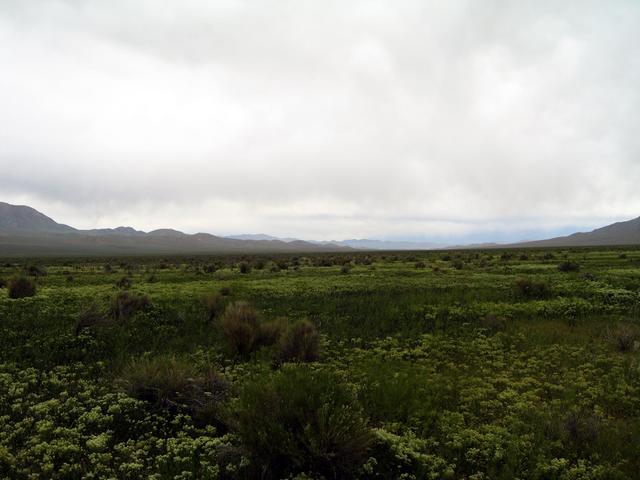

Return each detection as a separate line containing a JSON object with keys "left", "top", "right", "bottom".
{"left": 1, "top": 247, "right": 640, "bottom": 478}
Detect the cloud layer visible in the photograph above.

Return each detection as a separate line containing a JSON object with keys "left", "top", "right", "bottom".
{"left": 1, "top": 0, "right": 639, "bottom": 241}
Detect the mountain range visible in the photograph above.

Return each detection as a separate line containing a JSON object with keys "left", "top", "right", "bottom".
{"left": 0, "top": 202, "right": 348, "bottom": 256}
{"left": 0, "top": 202, "right": 639, "bottom": 256}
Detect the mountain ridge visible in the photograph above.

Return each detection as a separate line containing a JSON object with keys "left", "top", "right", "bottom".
{"left": 1, "top": 202, "right": 639, "bottom": 255}
{"left": 0, "top": 202, "right": 349, "bottom": 255}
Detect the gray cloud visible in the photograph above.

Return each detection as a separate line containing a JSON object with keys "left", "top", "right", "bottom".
{"left": 1, "top": 0, "right": 639, "bottom": 241}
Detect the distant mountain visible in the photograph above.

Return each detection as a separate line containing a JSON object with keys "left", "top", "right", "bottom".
{"left": 335, "top": 239, "right": 445, "bottom": 250}
{"left": 2, "top": 202, "right": 637, "bottom": 255}
{"left": 82, "top": 226, "right": 146, "bottom": 236}
{"left": 446, "top": 242, "right": 502, "bottom": 250}
{"left": 226, "top": 234, "right": 298, "bottom": 242}
{"left": 0, "top": 203, "right": 350, "bottom": 256}
{"left": 227, "top": 235, "right": 445, "bottom": 250}
{"left": 513, "top": 217, "right": 640, "bottom": 247}
{"left": 0, "top": 202, "right": 76, "bottom": 234}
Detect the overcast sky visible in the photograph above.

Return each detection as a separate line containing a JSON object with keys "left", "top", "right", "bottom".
{"left": 1, "top": 0, "right": 639, "bottom": 243}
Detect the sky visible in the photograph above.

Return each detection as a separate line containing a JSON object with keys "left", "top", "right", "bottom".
{"left": 1, "top": 0, "right": 639, "bottom": 244}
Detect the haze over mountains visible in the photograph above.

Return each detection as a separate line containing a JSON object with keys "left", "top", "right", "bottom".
{"left": 0, "top": 202, "right": 639, "bottom": 256}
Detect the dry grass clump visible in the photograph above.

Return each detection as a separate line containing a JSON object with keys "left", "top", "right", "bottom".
{"left": 218, "top": 302, "right": 322, "bottom": 361}
{"left": 119, "top": 356, "right": 228, "bottom": 423}
{"left": 219, "top": 301, "right": 260, "bottom": 357}
{"left": 606, "top": 324, "right": 638, "bottom": 352}
{"left": 256, "top": 317, "right": 289, "bottom": 348}
{"left": 277, "top": 320, "right": 321, "bottom": 363}
{"left": 204, "top": 292, "right": 225, "bottom": 323}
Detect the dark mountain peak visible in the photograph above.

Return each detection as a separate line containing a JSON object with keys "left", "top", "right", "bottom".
{"left": 148, "top": 228, "right": 186, "bottom": 237}
{"left": 0, "top": 201, "right": 76, "bottom": 234}
{"left": 113, "top": 226, "right": 143, "bottom": 234}
{"left": 82, "top": 226, "right": 145, "bottom": 236}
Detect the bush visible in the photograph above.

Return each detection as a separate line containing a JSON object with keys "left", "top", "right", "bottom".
{"left": 204, "top": 292, "right": 225, "bottom": 322}
{"left": 119, "top": 356, "right": 228, "bottom": 422}
{"left": 235, "top": 365, "right": 372, "bottom": 478}
{"left": 116, "top": 275, "right": 132, "bottom": 289}
{"left": 7, "top": 275, "right": 36, "bottom": 299}
{"left": 25, "top": 265, "right": 46, "bottom": 277}
{"left": 256, "top": 317, "right": 289, "bottom": 348}
{"left": 514, "top": 277, "right": 551, "bottom": 299}
{"left": 0, "top": 278, "right": 6, "bottom": 288}
{"left": 111, "top": 291, "right": 151, "bottom": 321}
{"left": 277, "top": 320, "right": 321, "bottom": 363}
{"left": 480, "top": 313, "right": 506, "bottom": 333}
{"left": 75, "top": 303, "right": 109, "bottom": 336}
{"left": 219, "top": 302, "right": 260, "bottom": 357}
{"left": 558, "top": 261, "right": 580, "bottom": 272}
{"left": 607, "top": 324, "right": 637, "bottom": 352}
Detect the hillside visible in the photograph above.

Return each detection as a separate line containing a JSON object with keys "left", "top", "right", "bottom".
{"left": 514, "top": 216, "right": 640, "bottom": 247}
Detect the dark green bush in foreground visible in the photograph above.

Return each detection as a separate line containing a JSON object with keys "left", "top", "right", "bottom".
{"left": 235, "top": 366, "right": 373, "bottom": 479}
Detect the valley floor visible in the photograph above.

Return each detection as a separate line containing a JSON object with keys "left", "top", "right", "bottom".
{"left": 1, "top": 247, "right": 639, "bottom": 479}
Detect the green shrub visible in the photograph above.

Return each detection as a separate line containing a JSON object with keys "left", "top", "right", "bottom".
{"left": 558, "top": 261, "right": 580, "bottom": 272}
{"left": 256, "top": 317, "right": 289, "bottom": 348}
{"left": 277, "top": 320, "right": 321, "bottom": 363}
{"left": 235, "top": 365, "right": 373, "bottom": 478}
{"left": 7, "top": 275, "right": 36, "bottom": 299}
{"left": 219, "top": 301, "right": 260, "bottom": 357}
{"left": 116, "top": 275, "right": 132, "bottom": 289}
{"left": 111, "top": 291, "right": 151, "bottom": 321}
{"left": 75, "top": 302, "right": 109, "bottom": 336}
{"left": 514, "top": 277, "right": 551, "bottom": 299}
{"left": 480, "top": 313, "right": 506, "bottom": 333}
{"left": 25, "top": 264, "right": 46, "bottom": 277}
{"left": 204, "top": 292, "right": 225, "bottom": 322}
